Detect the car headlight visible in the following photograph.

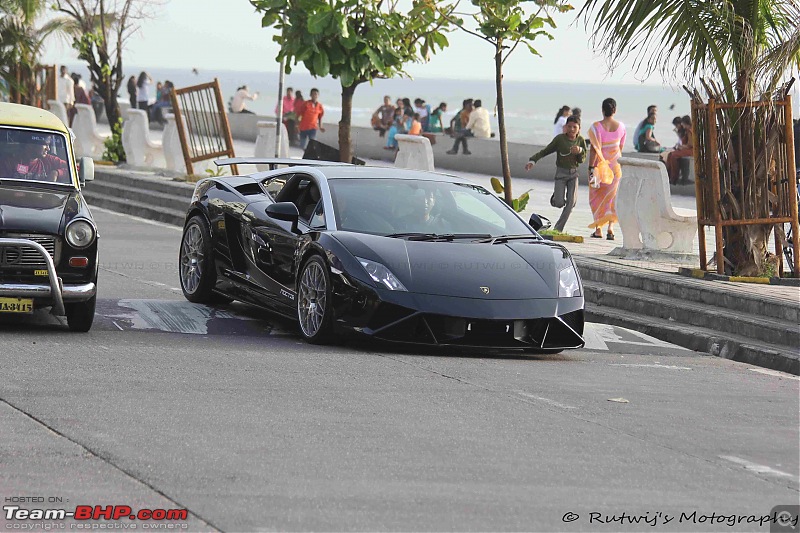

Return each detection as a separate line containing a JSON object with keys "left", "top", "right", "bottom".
{"left": 65, "top": 220, "right": 96, "bottom": 249}
{"left": 558, "top": 264, "right": 581, "bottom": 297}
{"left": 356, "top": 257, "right": 407, "bottom": 291}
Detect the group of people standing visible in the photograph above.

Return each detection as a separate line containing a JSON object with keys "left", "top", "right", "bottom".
{"left": 526, "top": 98, "right": 626, "bottom": 239}
{"left": 56, "top": 66, "right": 104, "bottom": 127}
{"left": 275, "top": 87, "right": 326, "bottom": 148}
{"left": 372, "top": 97, "right": 448, "bottom": 150}
{"left": 126, "top": 72, "right": 174, "bottom": 125}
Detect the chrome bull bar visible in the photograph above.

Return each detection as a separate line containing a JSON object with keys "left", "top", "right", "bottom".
{"left": 0, "top": 238, "right": 66, "bottom": 316}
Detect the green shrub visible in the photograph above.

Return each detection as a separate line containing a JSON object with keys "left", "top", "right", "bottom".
{"left": 101, "top": 118, "right": 126, "bottom": 163}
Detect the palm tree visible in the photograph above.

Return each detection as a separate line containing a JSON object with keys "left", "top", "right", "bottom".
{"left": 0, "top": 0, "right": 71, "bottom": 104}
{"left": 580, "top": 0, "right": 800, "bottom": 276}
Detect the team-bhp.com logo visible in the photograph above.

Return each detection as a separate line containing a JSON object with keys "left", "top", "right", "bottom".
{"left": 4, "top": 505, "right": 188, "bottom": 521}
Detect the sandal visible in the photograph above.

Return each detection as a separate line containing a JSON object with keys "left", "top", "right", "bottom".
{"left": 591, "top": 231, "right": 603, "bottom": 238}
{"left": 607, "top": 232, "right": 615, "bottom": 240}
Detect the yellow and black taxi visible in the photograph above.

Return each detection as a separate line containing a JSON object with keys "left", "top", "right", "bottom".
{"left": 0, "top": 102, "right": 98, "bottom": 331}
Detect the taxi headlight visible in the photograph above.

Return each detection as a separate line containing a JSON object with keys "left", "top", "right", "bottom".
{"left": 65, "top": 220, "right": 96, "bottom": 249}
{"left": 356, "top": 257, "right": 407, "bottom": 291}
{"left": 558, "top": 264, "right": 581, "bottom": 297}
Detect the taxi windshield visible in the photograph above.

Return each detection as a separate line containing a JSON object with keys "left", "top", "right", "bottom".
{"left": 0, "top": 127, "right": 73, "bottom": 185}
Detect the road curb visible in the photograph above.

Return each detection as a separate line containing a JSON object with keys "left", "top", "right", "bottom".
{"left": 678, "top": 267, "right": 800, "bottom": 286}
{"left": 585, "top": 305, "right": 799, "bottom": 375}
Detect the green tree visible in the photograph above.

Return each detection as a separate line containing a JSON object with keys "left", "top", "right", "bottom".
{"left": 0, "top": 0, "right": 70, "bottom": 104}
{"left": 437, "top": 0, "right": 573, "bottom": 205}
{"left": 580, "top": 0, "right": 800, "bottom": 275}
{"left": 251, "top": 0, "right": 456, "bottom": 163}
{"left": 54, "top": 0, "right": 160, "bottom": 126}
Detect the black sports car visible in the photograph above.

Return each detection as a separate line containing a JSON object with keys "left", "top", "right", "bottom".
{"left": 179, "top": 158, "right": 584, "bottom": 351}
{"left": 0, "top": 103, "right": 98, "bottom": 331}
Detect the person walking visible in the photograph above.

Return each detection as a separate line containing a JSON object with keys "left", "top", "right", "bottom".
{"left": 57, "top": 66, "right": 75, "bottom": 115}
{"left": 290, "top": 91, "right": 305, "bottom": 146}
{"left": 587, "top": 98, "right": 626, "bottom": 240}
{"left": 297, "top": 88, "right": 325, "bottom": 149}
{"left": 525, "top": 115, "right": 586, "bottom": 232}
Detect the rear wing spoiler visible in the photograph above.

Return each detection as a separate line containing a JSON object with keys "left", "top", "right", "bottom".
{"left": 214, "top": 158, "right": 353, "bottom": 171}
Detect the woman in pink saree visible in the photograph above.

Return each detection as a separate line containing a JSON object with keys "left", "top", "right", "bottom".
{"left": 587, "top": 98, "right": 626, "bottom": 239}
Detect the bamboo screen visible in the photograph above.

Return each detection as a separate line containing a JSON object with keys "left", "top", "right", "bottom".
{"left": 169, "top": 79, "right": 237, "bottom": 175}
{"left": 691, "top": 94, "right": 799, "bottom": 276}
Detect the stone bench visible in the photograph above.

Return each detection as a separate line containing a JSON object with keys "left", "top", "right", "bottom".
{"left": 72, "top": 104, "right": 110, "bottom": 159}
{"left": 254, "top": 121, "right": 289, "bottom": 171}
{"left": 616, "top": 157, "right": 697, "bottom": 255}
{"left": 394, "top": 134, "right": 434, "bottom": 171}
{"left": 122, "top": 109, "right": 164, "bottom": 167}
{"left": 47, "top": 100, "right": 68, "bottom": 126}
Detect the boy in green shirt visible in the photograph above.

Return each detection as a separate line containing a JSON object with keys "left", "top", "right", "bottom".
{"left": 524, "top": 116, "right": 586, "bottom": 232}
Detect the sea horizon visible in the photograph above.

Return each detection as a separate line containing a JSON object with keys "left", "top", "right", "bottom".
{"left": 68, "top": 63, "right": 694, "bottom": 146}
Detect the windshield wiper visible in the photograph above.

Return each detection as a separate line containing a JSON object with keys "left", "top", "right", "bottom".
{"left": 386, "top": 232, "right": 492, "bottom": 242}
{"left": 478, "top": 234, "right": 541, "bottom": 244}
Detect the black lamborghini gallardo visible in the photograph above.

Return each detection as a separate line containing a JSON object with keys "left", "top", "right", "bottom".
{"left": 179, "top": 159, "right": 584, "bottom": 351}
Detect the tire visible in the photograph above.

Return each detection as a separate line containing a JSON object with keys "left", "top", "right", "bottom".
{"left": 179, "top": 216, "right": 219, "bottom": 304}
{"left": 297, "top": 255, "right": 334, "bottom": 344}
{"left": 66, "top": 295, "right": 96, "bottom": 332}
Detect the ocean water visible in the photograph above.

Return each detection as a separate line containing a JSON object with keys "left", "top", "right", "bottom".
{"left": 101, "top": 65, "right": 692, "bottom": 147}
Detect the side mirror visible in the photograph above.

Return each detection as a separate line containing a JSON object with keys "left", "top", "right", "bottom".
{"left": 266, "top": 202, "right": 300, "bottom": 222}
{"left": 529, "top": 213, "right": 551, "bottom": 232}
{"left": 79, "top": 157, "right": 94, "bottom": 186}
{"left": 266, "top": 201, "right": 301, "bottom": 234}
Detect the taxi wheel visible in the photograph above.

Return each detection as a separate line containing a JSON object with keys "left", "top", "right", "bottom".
{"left": 66, "top": 295, "right": 96, "bottom": 332}
{"left": 180, "top": 216, "right": 218, "bottom": 303}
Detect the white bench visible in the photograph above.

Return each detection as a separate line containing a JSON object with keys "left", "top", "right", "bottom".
{"left": 394, "top": 134, "right": 434, "bottom": 171}
{"left": 254, "top": 121, "right": 289, "bottom": 171}
{"left": 162, "top": 113, "right": 186, "bottom": 173}
{"left": 47, "top": 100, "right": 68, "bottom": 127}
{"left": 616, "top": 157, "right": 697, "bottom": 254}
{"left": 122, "top": 108, "right": 164, "bottom": 167}
{"left": 72, "top": 103, "right": 110, "bottom": 159}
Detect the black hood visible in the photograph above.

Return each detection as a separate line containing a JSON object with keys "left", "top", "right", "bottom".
{"left": 0, "top": 182, "right": 79, "bottom": 234}
{"left": 334, "top": 232, "right": 573, "bottom": 299}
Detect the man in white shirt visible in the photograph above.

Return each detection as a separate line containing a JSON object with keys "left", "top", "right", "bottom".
{"left": 57, "top": 66, "right": 75, "bottom": 107}
{"left": 447, "top": 99, "right": 491, "bottom": 155}
{"left": 231, "top": 85, "right": 258, "bottom": 114}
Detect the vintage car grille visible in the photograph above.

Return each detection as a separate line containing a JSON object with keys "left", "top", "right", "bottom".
{"left": 0, "top": 234, "right": 59, "bottom": 267}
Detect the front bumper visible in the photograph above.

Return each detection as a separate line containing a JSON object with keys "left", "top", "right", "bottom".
{"left": 0, "top": 238, "right": 96, "bottom": 316}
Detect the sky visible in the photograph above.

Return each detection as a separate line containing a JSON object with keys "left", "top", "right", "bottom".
{"left": 42, "top": 0, "right": 668, "bottom": 86}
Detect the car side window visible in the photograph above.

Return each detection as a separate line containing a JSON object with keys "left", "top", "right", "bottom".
{"left": 262, "top": 175, "right": 290, "bottom": 199}
{"left": 308, "top": 200, "right": 325, "bottom": 229}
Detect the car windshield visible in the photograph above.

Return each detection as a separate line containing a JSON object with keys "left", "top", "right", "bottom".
{"left": 0, "top": 127, "right": 72, "bottom": 185}
{"left": 328, "top": 178, "right": 533, "bottom": 238}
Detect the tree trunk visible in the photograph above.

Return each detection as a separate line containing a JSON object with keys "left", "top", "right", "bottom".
{"left": 495, "top": 44, "right": 512, "bottom": 205}
{"left": 338, "top": 83, "right": 357, "bottom": 163}
{"left": 101, "top": 76, "right": 120, "bottom": 127}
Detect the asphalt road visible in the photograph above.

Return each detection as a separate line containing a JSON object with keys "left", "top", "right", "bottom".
{"left": 1, "top": 208, "right": 798, "bottom": 532}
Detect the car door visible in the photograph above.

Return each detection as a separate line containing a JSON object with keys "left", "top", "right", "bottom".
{"left": 248, "top": 173, "right": 320, "bottom": 300}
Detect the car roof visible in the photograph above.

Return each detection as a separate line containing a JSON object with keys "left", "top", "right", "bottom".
{"left": 313, "top": 165, "right": 467, "bottom": 183}
{"left": 0, "top": 103, "right": 69, "bottom": 134}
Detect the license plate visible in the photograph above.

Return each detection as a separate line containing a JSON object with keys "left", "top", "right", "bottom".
{"left": 34, "top": 270, "right": 48, "bottom": 277}
{"left": 0, "top": 297, "right": 34, "bottom": 314}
